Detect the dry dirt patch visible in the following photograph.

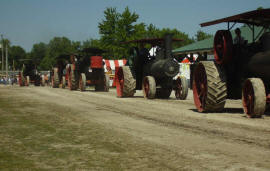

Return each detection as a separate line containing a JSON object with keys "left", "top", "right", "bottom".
{"left": 1, "top": 86, "right": 270, "bottom": 170}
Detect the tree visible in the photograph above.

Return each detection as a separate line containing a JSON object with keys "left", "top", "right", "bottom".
{"left": 159, "top": 28, "right": 194, "bottom": 48}
{"left": 133, "top": 23, "right": 147, "bottom": 39}
{"left": 82, "top": 39, "right": 101, "bottom": 49}
{"left": 195, "top": 30, "right": 212, "bottom": 41}
{"left": 145, "top": 24, "right": 160, "bottom": 38}
{"left": 9, "top": 45, "right": 26, "bottom": 70}
{"left": 99, "top": 7, "right": 119, "bottom": 58}
{"left": 144, "top": 24, "right": 194, "bottom": 49}
{"left": 40, "top": 37, "right": 77, "bottom": 70}
{"left": 29, "top": 42, "right": 47, "bottom": 68}
{"left": 116, "top": 7, "right": 139, "bottom": 40}
{"left": 98, "top": 7, "right": 143, "bottom": 59}
{"left": 72, "top": 41, "right": 81, "bottom": 52}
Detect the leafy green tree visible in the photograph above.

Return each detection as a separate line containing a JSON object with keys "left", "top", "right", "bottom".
{"left": 99, "top": 7, "right": 119, "bottom": 58}
{"left": 116, "top": 7, "right": 139, "bottom": 40}
{"left": 145, "top": 24, "right": 160, "bottom": 38}
{"left": 99, "top": 7, "right": 145, "bottom": 59}
{"left": 144, "top": 24, "right": 194, "bottom": 49}
{"left": 72, "top": 41, "right": 82, "bottom": 52}
{"left": 195, "top": 30, "right": 212, "bottom": 41}
{"left": 133, "top": 23, "right": 147, "bottom": 39}
{"left": 29, "top": 42, "right": 47, "bottom": 67}
{"left": 158, "top": 28, "right": 194, "bottom": 48}
{"left": 40, "top": 37, "right": 76, "bottom": 70}
{"left": 9, "top": 45, "right": 26, "bottom": 70}
{"left": 82, "top": 39, "right": 101, "bottom": 49}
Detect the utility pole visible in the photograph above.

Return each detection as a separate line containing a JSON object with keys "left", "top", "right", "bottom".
{"left": 1, "top": 34, "right": 3, "bottom": 75}
{"left": 6, "top": 44, "right": 8, "bottom": 78}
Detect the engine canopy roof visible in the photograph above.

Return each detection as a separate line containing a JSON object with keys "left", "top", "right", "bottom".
{"left": 200, "top": 9, "right": 270, "bottom": 28}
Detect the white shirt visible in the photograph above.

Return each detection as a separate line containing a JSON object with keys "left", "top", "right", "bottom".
{"left": 149, "top": 46, "right": 157, "bottom": 56}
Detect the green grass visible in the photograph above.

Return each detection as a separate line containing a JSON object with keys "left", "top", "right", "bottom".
{"left": 0, "top": 88, "right": 184, "bottom": 170}
{"left": 0, "top": 95, "right": 125, "bottom": 170}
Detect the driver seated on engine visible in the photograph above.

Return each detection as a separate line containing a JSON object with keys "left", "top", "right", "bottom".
{"left": 233, "top": 28, "right": 248, "bottom": 58}
{"left": 234, "top": 28, "right": 246, "bottom": 45}
{"left": 148, "top": 44, "right": 160, "bottom": 61}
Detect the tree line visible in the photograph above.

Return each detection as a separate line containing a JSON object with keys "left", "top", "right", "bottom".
{"left": 0, "top": 7, "right": 212, "bottom": 71}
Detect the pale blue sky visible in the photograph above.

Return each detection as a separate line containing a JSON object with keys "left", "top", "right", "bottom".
{"left": 0, "top": 0, "right": 269, "bottom": 52}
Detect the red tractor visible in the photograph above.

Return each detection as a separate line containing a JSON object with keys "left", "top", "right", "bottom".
{"left": 67, "top": 48, "right": 109, "bottom": 91}
{"left": 192, "top": 9, "right": 270, "bottom": 117}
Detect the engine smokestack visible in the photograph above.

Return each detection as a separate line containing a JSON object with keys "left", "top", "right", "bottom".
{"left": 164, "top": 34, "right": 173, "bottom": 59}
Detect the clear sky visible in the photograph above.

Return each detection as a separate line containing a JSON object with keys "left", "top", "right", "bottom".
{"left": 0, "top": 0, "right": 269, "bottom": 52}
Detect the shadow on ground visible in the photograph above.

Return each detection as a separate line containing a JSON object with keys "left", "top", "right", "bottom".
{"left": 189, "top": 108, "right": 244, "bottom": 114}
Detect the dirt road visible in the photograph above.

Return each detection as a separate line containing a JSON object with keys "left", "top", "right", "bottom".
{"left": 1, "top": 85, "right": 270, "bottom": 170}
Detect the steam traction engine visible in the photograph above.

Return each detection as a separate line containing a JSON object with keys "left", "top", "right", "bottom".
{"left": 18, "top": 59, "right": 45, "bottom": 86}
{"left": 51, "top": 54, "right": 70, "bottom": 88}
{"left": 115, "top": 34, "right": 189, "bottom": 99}
{"left": 68, "top": 48, "right": 109, "bottom": 91}
{"left": 192, "top": 9, "right": 270, "bottom": 117}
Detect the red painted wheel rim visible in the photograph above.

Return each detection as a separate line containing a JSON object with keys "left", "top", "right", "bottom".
{"left": 214, "top": 30, "right": 232, "bottom": 64}
{"left": 193, "top": 64, "right": 207, "bottom": 112}
{"left": 143, "top": 78, "right": 150, "bottom": 98}
{"left": 242, "top": 80, "right": 254, "bottom": 117}
{"left": 214, "top": 31, "right": 225, "bottom": 63}
{"left": 116, "top": 67, "right": 124, "bottom": 97}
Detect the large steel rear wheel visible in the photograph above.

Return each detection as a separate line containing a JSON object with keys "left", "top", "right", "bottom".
{"left": 115, "top": 66, "right": 136, "bottom": 97}
{"left": 104, "top": 74, "right": 110, "bottom": 92}
{"left": 242, "top": 78, "right": 266, "bottom": 118}
{"left": 95, "top": 73, "right": 110, "bottom": 92}
{"left": 214, "top": 30, "right": 233, "bottom": 65}
{"left": 34, "top": 76, "right": 41, "bottom": 86}
{"left": 193, "top": 61, "right": 227, "bottom": 112}
{"left": 68, "top": 67, "right": 78, "bottom": 90}
{"left": 52, "top": 68, "right": 59, "bottom": 88}
{"left": 174, "top": 76, "right": 188, "bottom": 100}
{"left": 61, "top": 76, "right": 66, "bottom": 89}
{"left": 41, "top": 75, "right": 45, "bottom": 86}
{"left": 142, "top": 76, "right": 156, "bottom": 99}
{"left": 18, "top": 72, "right": 25, "bottom": 86}
{"left": 79, "top": 73, "right": 86, "bottom": 91}
{"left": 26, "top": 76, "right": 30, "bottom": 86}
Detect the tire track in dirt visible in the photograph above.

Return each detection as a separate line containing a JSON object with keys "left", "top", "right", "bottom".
{"left": 30, "top": 87, "right": 270, "bottom": 150}
{"left": 3, "top": 86, "right": 270, "bottom": 170}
